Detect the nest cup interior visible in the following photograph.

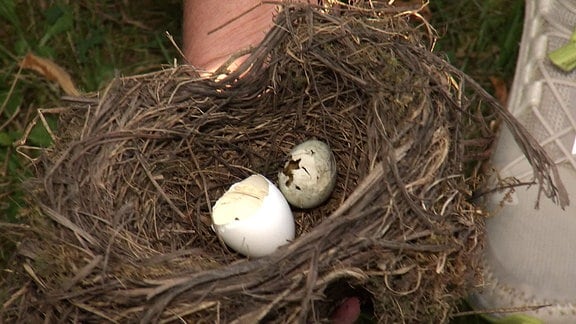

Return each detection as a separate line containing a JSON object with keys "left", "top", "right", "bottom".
{"left": 4, "top": 3, "right": 568, "bottom": 323}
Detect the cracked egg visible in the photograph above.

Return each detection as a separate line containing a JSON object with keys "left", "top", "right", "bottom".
{"left": 211, "top": 174, "right": 295, "bottom": 257}
{"left": 278, "top": 139, "right": 337, "bottom": 209}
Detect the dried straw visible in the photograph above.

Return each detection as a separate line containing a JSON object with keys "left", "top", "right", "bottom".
{"left": 1, "top": 2, "right": 567, "bottom": 323}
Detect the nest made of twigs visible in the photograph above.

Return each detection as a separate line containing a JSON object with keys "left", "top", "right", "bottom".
{"left": 1, "top": 2, "right": 567, "bottom": 323}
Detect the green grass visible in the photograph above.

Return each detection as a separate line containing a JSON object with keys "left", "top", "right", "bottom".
{"left": 0, "top": 0, "right": 527, "bottom": 322}
{"left": 0, "top": 0, "right": 181, "bottom": 265}
{"left": 431, "top": 0, "right": 525, "bottom": 89}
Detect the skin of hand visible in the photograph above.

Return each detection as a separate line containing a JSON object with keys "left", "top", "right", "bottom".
{"left": 182, "top": 0, "right": 277, "bottom": 72}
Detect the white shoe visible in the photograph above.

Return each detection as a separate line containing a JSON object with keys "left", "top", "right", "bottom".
{"left": 470, "top": 0, "right": 576, "bottom": 322}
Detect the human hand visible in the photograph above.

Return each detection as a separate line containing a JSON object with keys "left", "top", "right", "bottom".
{"left": 183, "top": 0, "right": 277, "bottom": 72}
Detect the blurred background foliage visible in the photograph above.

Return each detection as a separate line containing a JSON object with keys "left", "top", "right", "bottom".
{"left": 0, "top": 0, "right": 182, "bottom": 224}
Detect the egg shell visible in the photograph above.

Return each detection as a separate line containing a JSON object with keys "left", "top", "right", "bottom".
{"left": 211, "top": 174, "right": 295, "bottom": 258}
{"left": 278, "top": 139, "right": 337, "bottom": 209}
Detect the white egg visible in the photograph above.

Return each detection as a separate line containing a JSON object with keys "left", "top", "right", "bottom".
{"left": 211, "top": 174, "right": 295, "bottom": 258}
{"left": 278, "top": 139, "right": 337, "bottom": 209}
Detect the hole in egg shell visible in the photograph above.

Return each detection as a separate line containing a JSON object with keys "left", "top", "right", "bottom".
{"left": 282, "top": 158, "right": 301, "bottom": 186}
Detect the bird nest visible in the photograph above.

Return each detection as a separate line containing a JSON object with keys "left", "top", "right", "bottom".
{"left": 2, "top": 3, "right": 567, "bottom": 323}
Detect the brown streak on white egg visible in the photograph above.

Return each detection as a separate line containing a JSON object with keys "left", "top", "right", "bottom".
{"left": 282, "top": 158, "right": 301, "bottom": 186}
